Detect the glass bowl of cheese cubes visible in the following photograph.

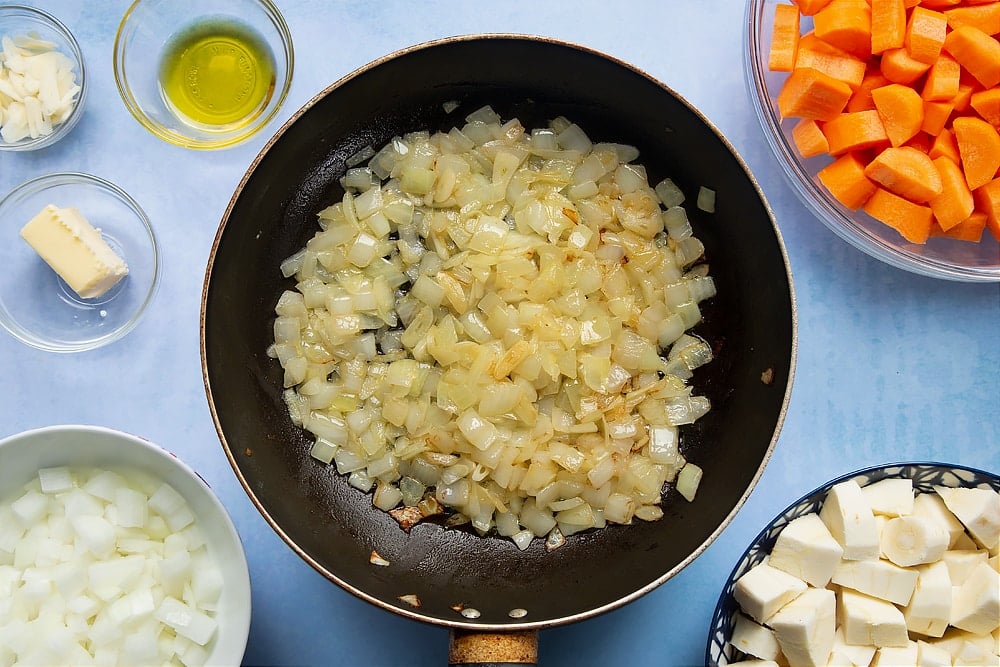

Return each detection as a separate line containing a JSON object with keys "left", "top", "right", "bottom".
{"left": 707, "top": 462, "right": 1000, "bottom": 666}
{"left": 0, "top": 5, "right": 87, "bottom": 151}
{"left": 0, "top": 172, "right": 159, "bottom": 352}
{"left": 0, "top": 424, "right": 251, "bottom": 666}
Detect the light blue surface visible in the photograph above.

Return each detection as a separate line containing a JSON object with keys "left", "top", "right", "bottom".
{"left": 0, "top": 2, "right": 997, "bottom": 666}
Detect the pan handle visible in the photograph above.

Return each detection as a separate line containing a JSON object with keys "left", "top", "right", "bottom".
{"left": 448, "top": 629, "right": 538, "bottom": 666}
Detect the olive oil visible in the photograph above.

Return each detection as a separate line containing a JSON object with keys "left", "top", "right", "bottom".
{"left": 158, "top": 19, "right": 275, "bottom": 129}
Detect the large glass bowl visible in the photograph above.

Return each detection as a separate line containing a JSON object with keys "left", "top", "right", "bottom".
{"left": 745, "top": 0, "right": 1000, "bottom": 282}
{"left": 113, "top": 0, "right": 293, "bottom": 150}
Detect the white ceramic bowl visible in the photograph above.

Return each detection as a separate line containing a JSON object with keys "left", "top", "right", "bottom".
{"left": 0, "top": 425, "right": 251, "bottom": 666}
{"left": 706, "top": 461, "right": 1000, "bottom": 665}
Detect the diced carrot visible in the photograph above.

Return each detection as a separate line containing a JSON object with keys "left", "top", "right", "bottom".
{"left": 930, "top": 127, "right": 962, "bottom": 162}
{"left": 953, "top": 115, "right": 1000, "bottom": 189}
{"left": 814, "top": 0, "right": 873, "bottom": 58}
{"left": 943, "top": 25, "right": 1000, "bottom": 88}
{"left": 864, "top": 146, "right": 944, "bottom": 202}
{"left": 880, "top": 48, "right": 932, "bottom": 84}
{"left": 906, "top": 132, "right": 934, "bottom": 154}
{"left": 929, "top": 155, "right": 976, "bottom": 229}
{"left": 951, "top": 83, "right": 976, "bottom": 112}
{"left": 795, "top": 33, "right": 868, "bottom": 87}
{"left": 769, "top": 4, "right": 802, "bottom": 72}
{"left": 922, "top": 100, "right": 955, "bottom": 135}
{"left": 848, "top": 70, "right": 892, "bottom": 112}
{"left": 921, "top": 54, "right": 961, "bottom": 101}
{"left": 818, "top": 152, "right": 879, "bottom": 208}
{"left": 970, "top": 88, "right": 1000, "bottom": 127}
{"left": 872, "top": 83, "right": 925, "bottom": 146}
{"left": 919, "top": 0, "right": 962, "bottom": 8}
{"left": 863, "top": 187, "right": 935, "bottom": 242}
{"left": 871, "top": 0, "right": 907, "bottom": 54}
{"left": 975, "top": 177, "right": 1000, "bottom": 240}
{"left": 929, "top": 211, "right": 987, "bottom": 242}
{"left": 823, "top": 109, "right": 890, "bottom": 154}
{"left": 792, "top": 119, "right": 831, "bottom": 157}
{"left": 944, "top": 3, "right": 1000, "bottom": 36}
{"left": 793, "top": 0, "right": 835, "bottom": 17}
{"left": 904, "top": 7, "right": 949, "bottom": 64}
{"left": 777, "top": 67, "right": 854, "bottom": 120}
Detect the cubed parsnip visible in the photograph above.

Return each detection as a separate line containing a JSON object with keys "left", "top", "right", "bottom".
{"left": 872, "top": 641, "right": 919, "bottom": 667}
{"left": 820, "top": 480, "right": 880, "bottom": 561}
{"left": 942, "top": 549, "right": 990, "bottom": 585}
{"left": 829, "top": 625, "right": 877, "bottom": 667}
{"left": 904, "top": 560, "right": 952, "bottom": 638}
{"left": 881, "top": 515, "right": 949, "bottom": 567}
{"left": 862, "top": 478, "right": 915, "bottom": 517}
{"left": 734, "top": 557, "right": 808, "bottom": 624}
{"left": 950, "top": 562, "right": 1000, "bottom": 635}
{"left": 730, "top": 613, "right": 782, "bottom": 661}
{"left": 768, "top": 513, "right": 844, "bottom": 587}
{"left": 839, "top": 588, "right": 910, "bottom": 648}
{"left": 912, "top": 492, "right": 967, "bottom": 548}
{"left": 935, "top": 486, "right": 1000, "bottom": 551}
{"left": 831, "top": 557, "right": 919, "bottom": 606}
{"left": 769, "top": 587, "right": 837, "bottom": 667}
{"left": 916, "top": 640, "right": 953, "bottom": 667}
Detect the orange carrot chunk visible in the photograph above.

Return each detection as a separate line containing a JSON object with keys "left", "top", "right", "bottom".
{"left": 970, "top": 88, "right": 1000, "bottom": 127}
{"left": 848, "top": 70, "right": 892, "bottom": 112}
{"left": 777, "top": 67, "right": 854, "bottom": 120}
{"left": 929, "top": 155, "right": 976, "bottom": 229}
{"left": 871, "top": 0, "right": 908, "bottom": 54}
{"left": 953, "top": 115, "right": 1000, "bottom": 189}
{"left": 906, "top": 132, "right": 934, "bottom": 154}
{"left": 905, "top": 7, "right": 949, "bottom": 64}
{"left": 921, "top": 54, "right": 962, "bottom": 101}
{"left": 864, "top": 146, "right": 944, "bottom": 202}
{"left": 929, "top": 211, "right": 987, "bottom": 242}
{"left": 823, "top": 110, "right": 890, "bottom": 154}
{"left": 792, "top": 119, "right": 831, "bottom": 157}
{"left": 975, "top": 177, "right": 1000, "bottom": 241}
{"left": 795, "top": 33, "right": 868, "bottom": 87}
{"left": 919, "top": 0, "right": 962, "bottom": 9}
{"left": 770, "top": 4, "right": 802, "bottom": 72}
{"left": 930, "top": 127, "right": 962, "bottom": 163}
{"left": 951, "top": 83, "right": 976, "bottom": 113}
{"left": 944, "top": 3, "right": 1000, "bottom": 37}
{"left": 818, "top": 152, "right": 879, "bottom": 208}
{"left": 793, "top": 0, "right": 836, "bottom": 17}
{"left": 814, "top": 0, "right": 873, "bottom": 58}
{"left": 880, "top": 48, "right": 932, "bottom": 84}
{"left": 871, "top": 83, "right": 925, "bottom": 146}
{"left": 864, "top": 187, "right": 935, "bottom": 242}
{"left": 921, "top": 100, "right": 955, "bottom": 136}
{"left": 943, "top": 25, "right": 1000, "bottom": 88}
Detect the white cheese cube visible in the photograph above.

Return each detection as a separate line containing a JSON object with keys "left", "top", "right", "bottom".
{"left": 730, "top": 613, "right": 781, "bottom": 661}
{"left": 912, "top": 492, "right": 966, "bottom": 548}
{"left": 904, "top": 560, "right": 952, "bottom": 638}
{"left": 950, "top": 561, "right": 1000, "bottom": 635}
{"left": 839, "top": 588, "right": 909, "bottom": 648}
{"left": 768, "top": 513, "right": 844, "bottom": 587}
{"left": 935, "top": 486, "right": 1000, "bottom": 551}
{"left": 872, "top": 640, "right": 918, "bottom": 666}
{"left": 942, "top": 549, "right": 990, "bottom": 585}
{"left": 19, "top": 204, "right": 129, "bottom": 299}
{"left": 862, "top": 478, "right": 914, "bottom": 517}
{"left": 733, "top": 557, "right": 808, "bottom": 624}
{"left": 881, "top": 515, "right": 949, "bottom": 567}
{"left": 831, "top": 557, "right": 919, "bottom": 606}
{"left": 916, "top": 640, "right": 953, "bottom": 667}
{"left": 830, "top": 625, "right": 877, "bottom": 667}
{"left": 768, "top": 587, "right": 836, "bottom": 667}
{"left": 820, "top": 480, "right": 880, "bottom": 560}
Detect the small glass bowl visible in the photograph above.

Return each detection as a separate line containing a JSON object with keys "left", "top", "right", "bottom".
{"left": 0, "top": 5, "right": 87, "bottom": 151}
{"left": 745, "top": 0, "right": 1000, "bottom": 282}
{"left": 0, "top": 172, "right": 159, "bottom": 352}
{"left": 113, "top": 0, "right": 294, "bottom": 150}
{"left": 705, "top": 462, "right": 1000, "bottom": 665}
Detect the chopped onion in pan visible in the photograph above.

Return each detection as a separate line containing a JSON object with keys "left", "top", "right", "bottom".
{"left": 270, "top": 106, "right": 717, "bottom": 550}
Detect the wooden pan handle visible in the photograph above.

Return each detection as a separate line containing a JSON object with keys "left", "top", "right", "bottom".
{"left": 448, "top": 629, "right": 539, "bottom": 666}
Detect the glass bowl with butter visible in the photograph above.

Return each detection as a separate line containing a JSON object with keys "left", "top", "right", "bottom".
{"left": 0, "top": 172, "right": 159, "bottom": 352}
{"left": 113, "top": 0, "right": 293, "bottom": 150}
{"left": 0, "top": 5, "right": 87, "bottom": 151}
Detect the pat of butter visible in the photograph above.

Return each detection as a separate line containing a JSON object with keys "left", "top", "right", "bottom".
{"left": 20, "top": 204, "right": 128, "bottom": 299}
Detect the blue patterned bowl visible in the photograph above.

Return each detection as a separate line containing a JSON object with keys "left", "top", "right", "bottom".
{"left": 706, "top": 462, "right": 1000, "bottom": 666}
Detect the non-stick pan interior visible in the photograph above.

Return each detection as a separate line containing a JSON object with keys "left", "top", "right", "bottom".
{"left": 202, "top": 36, "right": 794, "bottom": 629}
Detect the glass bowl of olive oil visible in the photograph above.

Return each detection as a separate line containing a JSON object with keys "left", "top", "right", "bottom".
{"left": 113, "top": 0, "right": 293, "bottom": 150}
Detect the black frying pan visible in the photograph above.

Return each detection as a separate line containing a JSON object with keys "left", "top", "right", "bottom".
{"left": 201, "top": 35, "right": 796, "bottom": 664}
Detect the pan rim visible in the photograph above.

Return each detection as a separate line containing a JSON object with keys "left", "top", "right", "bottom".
{"left": 199, "top": 32, "right": 799, "bottom": 631}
